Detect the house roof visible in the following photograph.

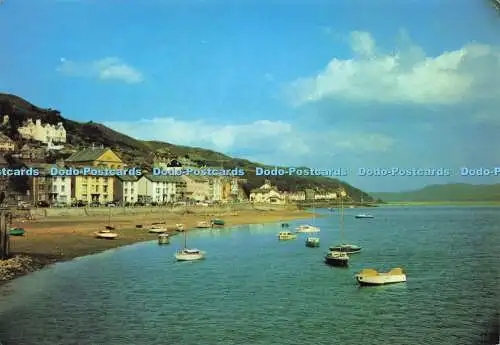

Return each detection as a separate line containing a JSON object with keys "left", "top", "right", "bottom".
{"left": 184, "top": 175, "right": 209, "bottom": 182}
{"left": 116, "top": 175, "right": 139, "bottom": 182}
{"left": 143, "top": 174, "right": 183, "bottom": 183}
{"left": 251, "top": 186, "right": 280, "bottom": 194}
{"left": 66, "top": 147, "right": 112, "bottom": 162}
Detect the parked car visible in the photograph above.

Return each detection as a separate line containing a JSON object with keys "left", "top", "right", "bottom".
{"left": 36, "top": 200, "right": 50, "bottom": 208}
{"left": 90, "top": 201, "right": 100, "bottom": 207}
{"left": 17, "top": 201, "right": 30, "bottom": 210}
{"left": 105, "top": 202, "right": 116, "bottom": 207}
{"left": 71, "top": 200, "right": 87, "bottom": 207}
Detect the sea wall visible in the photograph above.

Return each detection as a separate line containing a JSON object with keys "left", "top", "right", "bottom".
{"left": 28, "top": 203, "right": 298, "bottom": 218}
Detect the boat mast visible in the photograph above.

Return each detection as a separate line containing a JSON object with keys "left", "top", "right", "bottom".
{"left": 184, "top": 228, "right": 187, "bottom": 249}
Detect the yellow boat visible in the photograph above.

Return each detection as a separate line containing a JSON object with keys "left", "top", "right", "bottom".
{"left": 277, "top": 231, "right": 297, "bottom": 240}
{"left": 355, "top": 268, "right": 407, "bottom": 286}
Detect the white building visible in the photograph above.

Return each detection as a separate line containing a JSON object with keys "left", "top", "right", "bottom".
{"left": 138, "top": 174, "right": 181, "bottom": 204}
{"left": 114, "top": 175, "right": 139, "bottom": 205}
{"left": 249, "top": 179, "right": 285, "bottom": 204}
{"left": 285, "top": 191, "right": 306, "bottom": 202}
{"left": 314, "top": 191, "right": 338, "bottom": 200}
{"left": 50, "top": 175, "right": 71, "bottom": 204}
{"left": 18, "top": 119, "right": 67, "bottom": 144}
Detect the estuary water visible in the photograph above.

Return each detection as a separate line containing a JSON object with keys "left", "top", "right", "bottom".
{"left": 0, "top": 206, "right": 498, "bottom": 345}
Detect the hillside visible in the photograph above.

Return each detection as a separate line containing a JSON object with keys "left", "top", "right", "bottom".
{"left": 0, "top": 93, "right": 374, "bottom": 201}
{"left": 371, "top": 183, "right": 500, "bottom": 202}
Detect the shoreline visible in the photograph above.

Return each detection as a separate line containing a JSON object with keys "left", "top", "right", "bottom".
{"left": 0, "top": 208, "right": 315, "bottom": 286}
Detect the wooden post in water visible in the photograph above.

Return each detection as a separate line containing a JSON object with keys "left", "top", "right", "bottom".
{"left": 0, "top": 209, "right": 11, "bottom": 260}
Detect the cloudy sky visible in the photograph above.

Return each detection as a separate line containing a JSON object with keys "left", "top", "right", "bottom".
{"left": 1, "top": 0, "right": 499, "bottom": 192}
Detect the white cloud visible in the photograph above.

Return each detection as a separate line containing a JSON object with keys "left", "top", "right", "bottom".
{"left": 103, "top": 117, "right": 394, "bottom": 165}
{"left": 57, "top": 57, "right": 143, "bottom": 84}
{"left": 288, "top": 31, "right": 500, "bottom": 106}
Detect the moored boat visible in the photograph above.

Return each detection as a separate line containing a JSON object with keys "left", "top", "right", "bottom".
{"left": 94, "top": 230, "right": 118, "bottom": 239}
{"left": 196, "top": 221, "right": 211, "bottom": 228}
{"left": 149, "top": 224, "right": 167, "bottom": 233}
{"left": 329, "top": 244, "right": 362, "bottom": 254}
{"left": 175, "top": 227, "right": 205, "bottom": 261}
{"left": 324, "top": 251, "right": 349, "bottom": 267}
{"left": 277, "top": 231, "right": 297, "bottom": 240}
{"left": 355, "top": 214, "right": 374, "bottom": 219}
{"left": 8, "top": 227, "right": 25, "bottom": 236}
{"left": 355, "top": 268, "right": 407, "bottom": 286}
{"left": 305, "top": 237, "right": 320, "bottom": 247}
{"left": 175, "top": 248, "right": 205, "bottom": 261}
{"left": 295, "top": 225, "right": 320, "bottom": 233}
{"left": 176, "top": 223, "right": 185, "bottom": 232}
{"left": 158, "top": 233, "right": 170, "bottom": 245}
{"left": 211, "top": 219, "right": 225, "bottom": 226}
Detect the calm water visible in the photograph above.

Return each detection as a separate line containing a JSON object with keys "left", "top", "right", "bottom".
{"left": 0, "top": 206, "right": 498, "bottom": 345}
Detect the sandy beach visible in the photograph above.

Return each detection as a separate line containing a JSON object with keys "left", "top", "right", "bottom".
{"left": 0, "top": 207, "right": 315, "bottom": 285}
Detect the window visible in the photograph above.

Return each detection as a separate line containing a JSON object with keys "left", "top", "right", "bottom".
{"left": 103, "top": 186, "right": 108, "bottom": 193}
{"left": 61, "top": 185, "right": 65, "bottom": 192}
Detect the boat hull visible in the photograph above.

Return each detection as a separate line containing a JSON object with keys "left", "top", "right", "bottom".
{"left": 94, "top": 232, "right": 118, "bottom": 239}
{"left": 175, "top": 253, "right": 205, "bottom": 261}
{"left": 149, "top": 228, "right": 167, "bottom": 233}
{"left": 355, "top": 215, "right": 373, "bottom": 219}
{"left": 329, "top": 245, "right": 361, "bottom": 254}
{"left": 356, "top": 275, "right": 406, "bottom": 286}
{"left": 324, "top": 256, "right": 349, "bottom": 267}
{"left": 305, "top": 238, "right": 320, "bottom": 247}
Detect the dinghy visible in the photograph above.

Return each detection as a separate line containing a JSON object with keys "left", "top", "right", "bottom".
{"left": 355, "top": 268, "right": 407, "bottom": 286}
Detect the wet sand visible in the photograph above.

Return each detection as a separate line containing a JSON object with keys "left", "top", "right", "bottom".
{"left": 1, "top": 208, "right": 315, "bottom": 285}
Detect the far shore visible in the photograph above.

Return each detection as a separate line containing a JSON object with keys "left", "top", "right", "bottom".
{"left": 382, "top": 201, "right": 500, "bottom": 206}
{"left": 0, "top": 207, "right": 316, "bottom": 286}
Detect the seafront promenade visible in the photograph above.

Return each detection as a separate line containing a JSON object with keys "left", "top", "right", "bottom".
{"left": 0, "top": 204, "right": 314, "bottom": 285}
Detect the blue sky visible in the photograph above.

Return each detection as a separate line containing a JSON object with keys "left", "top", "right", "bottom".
{"left": 1, "top": 0, "right": 499, "bottom": 192}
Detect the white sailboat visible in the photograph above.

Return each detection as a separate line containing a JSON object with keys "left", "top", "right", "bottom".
{"left": 325, "top": 190, "right": 349, "bottom": 267}
{"left": 175, "top": 227, "right": 205, "bottom": 261}
{"left": 296, "top": 198, "right": 321, "bottom": 233}
{"left": 329, "top": 189, "right": 362, "bottom": 254}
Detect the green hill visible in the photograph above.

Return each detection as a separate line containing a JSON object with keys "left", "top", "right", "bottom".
{"left": 371, "top": 183, "right": 500, "bottom": 202}
{"left": 0, "top": 93, "right": 374, "bottom": 201}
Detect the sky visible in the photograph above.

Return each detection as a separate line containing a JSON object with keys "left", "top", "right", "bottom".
{"left": 1, "top": 0, "right": 499, "bottom": 192}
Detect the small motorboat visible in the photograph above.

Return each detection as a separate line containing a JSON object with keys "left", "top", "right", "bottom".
{"left": 355, "top": 268, "right": 407, "bottom": 286}
{"left": 158, "top": 233, "right": 170, "bottom": 245}
{"left": 175, "top": 248, "right": 205, "bottom": 261}
{"left": 305, "top": 237, "right": 320, "bottom": 247}
{"left": 277, "top": 231, "right": 297, "bottom": 240}
{"left": 149, "top": 225, "right": 167, "bottom": 233}
{"left": 355, "top": 214, "right": 374, "bottom": 219}
{"left": 8, "top": 227, "right": 25, "bottom": 236}
{"left": 176, "top": 223, "right": 185, "bottom": 232}
{"left": 94, "top": 230, "right": 118, "bottom": 239}
{"left": 329, "top": 243, "right": 362, "bottom": 254}
{"left": 324, "top": 251, "right": 349, "bottom": 267}
{"left": 295, "top": 225, "right": 320, "bottom": 233}
{"left": 196, "top": 221, "right": 211, "bottom": 228}
{"left": 211, "top": 219, "right": 225, "bottom": 226}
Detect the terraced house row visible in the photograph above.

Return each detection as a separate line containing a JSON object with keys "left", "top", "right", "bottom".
{"left": 26, "top": 147, "right": 247, "bottom": 206}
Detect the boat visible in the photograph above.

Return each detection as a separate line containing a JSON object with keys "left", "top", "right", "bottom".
{"left": 305, "top": 237, "right": 320, "bottom": 247}
{"left": 175, "top": 248, "right": 205, "bottom": 261}
{"left": 324, "top": 251, "right": 349, "bottom": 267}
{"left": 329, "top": 244, "right": 362, "bottom": 254}
{"left": 355, "top": 214, "right": 374, "bottom": 219}
{"left": 211, "top": 219, "right": 225, "bottom": 226}
{"left": 328, "top": 207, "right": 335, "bottom": 212}
{"left": 158, "top": 233, "right": 170, "bottom": 245}
{"left": 136, "top": 224, "right": 143, "bottom": 228}
{"left": 277, "top": 231, "right": 297, "bottom": 240}
{"left": 8, "top": 227, "right": 25, "bottom": 236}
{"left": 175, "top": 227, "right": 205, "bottom": 261}
{"left": 196, "top": 221, "right": 211, "bottom": 228}
{"left": 329, "top": 189, "right": 361, "bottom": 256}
{"left": 176, "top": 223, "right": 185, "bottom": 232}
{"left": 355, "top": 268, "right": 407, "bottom": 286}
{"left": 148, "top": 224, "right": 167, "bottom": 233}
{"left": 296, "top": 224, "right": 320, "bottom": 233}
{"left": 94, "top": 229, "right": 118, "bottom": 239}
